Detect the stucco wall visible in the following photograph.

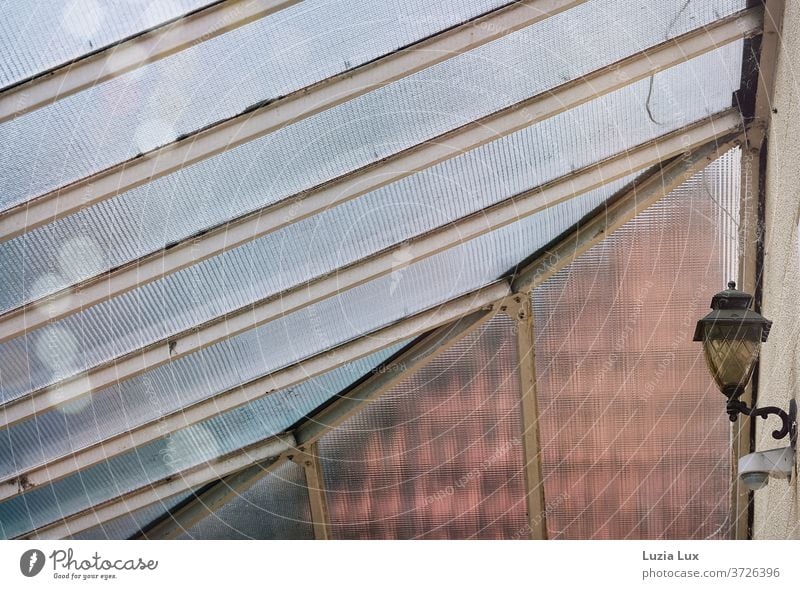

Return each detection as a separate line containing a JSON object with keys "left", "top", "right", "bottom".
{"left": 754, "top": 0, "right": 800, "bottom": 539}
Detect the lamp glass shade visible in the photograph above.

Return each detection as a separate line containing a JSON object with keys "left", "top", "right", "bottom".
{"left": 701, "top": 324, "right": 761, "bottom": 397}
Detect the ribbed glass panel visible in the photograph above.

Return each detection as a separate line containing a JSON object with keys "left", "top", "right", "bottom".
{"left": 69, "top": 489, "right": 196, "bottom": 540}
{"left": 0, "top": 342, "right": 403, "bottom": 538}
{"left": 0, "top": 43, "right": 743, "bottom": 399}
{"left": 0, "top": 0, "right": 214, "bottom": 89}
{"left": 532, "top": 149, "right": 740, "bottom": 539}
{"left": 319, "top": 313, "right": 526, "bottom": 539}
{"left": 177, "top": 461, "right": 313, "bottom": 539}
{"left": 0, "top": 1, "right": 744, "bottom": 211}
{"left": 0, "top": 179, "right": 629, "bottom": 482}
{"left": 0, "top": 0, "right": 509, "bottom": 207}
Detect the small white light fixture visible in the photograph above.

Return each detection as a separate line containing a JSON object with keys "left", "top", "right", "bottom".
{"left": 738, "top": 446, "right": 795, "bottom": 491}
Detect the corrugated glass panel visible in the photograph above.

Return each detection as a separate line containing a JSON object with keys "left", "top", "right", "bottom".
{"left": 0, "top": 179, "right": 631, "bottom": 481}
{"left": 177, "top": 460, "right": 313, "bottom": 539}
{"left": 319, "top": 313, "right": 526, "bottom": 539}
{"left": 0, "top": 43, "right": 743, "bottom": 398}
{"left": 0, "top": 0, "right": 214, "bottom": 89}
{"left": 0, "top": 0, "right": 509, "bottom": 207}
{"left": 0, "top": 1, "right": 743, "bottom": 212}
{"left": 532, "top": 149, "right": 740, "bottom": 539}
{"left": 69, "top": 489, "right": 196, "bottom": 540}
{"left": 0, "top": 22, "right": 746, "bottom": 316}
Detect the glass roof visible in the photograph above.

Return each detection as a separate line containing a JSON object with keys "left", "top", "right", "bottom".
{"left": 0, "top": 44, "right": 741, "bottom": 399}
{"left": 0, "top": 0, "right": 754, "bottom": 539}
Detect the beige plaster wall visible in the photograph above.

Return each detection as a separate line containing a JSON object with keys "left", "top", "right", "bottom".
{"left": 754, "top": 0, "right": 800, "bottom": 539}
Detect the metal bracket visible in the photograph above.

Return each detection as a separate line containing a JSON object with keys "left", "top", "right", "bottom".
{"left": 500, "top": 293, "right": 529, "bottom": 323}
{"left": 284, "top": 448, "right": 309, "bottom": 466}
{"left": 727, "top": 398, "right": 798, "bottom": 448}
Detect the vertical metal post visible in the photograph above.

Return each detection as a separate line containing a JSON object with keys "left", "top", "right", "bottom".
{"left": 297, "top": 443, "right": 332, "bottom": 540}
{"left": 734, "top": 0, "right": 786, "bottom": 540}
{"left": 504, "top": 294, "right": 548, "bottom": 539}
{"left": 733, "top": 139, "right": 760, "bottom": 539}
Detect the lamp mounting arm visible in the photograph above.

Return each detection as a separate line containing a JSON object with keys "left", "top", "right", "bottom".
{"left": 726, "top": 398, "right": 797, "bottom": 448}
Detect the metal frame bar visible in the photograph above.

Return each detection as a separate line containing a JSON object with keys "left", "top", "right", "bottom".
{"left": 0, "top": 0, "right": 586, "bottom": 242}
{"left": 733, "top": 0, "right": 786, "bottom": 541}
{"left": 0, "top": 6, "right": 763, "bottom": 342}
{"left": 16, "top": 134, "right": 740, "bottom": 539}
{"left": 0, "top": 110, "right": 743, "bottom": 430}
{"left": 503, "top": 294, "right": 547, "bottom": 540}
{"left": 0, "top": 0, "right": 300, "bottom": 124}
{"left": 22, "top": 433, "right": 296, "bottom": 539}
{"left": 0, "top": 283, "right": 509, "bottom": 502}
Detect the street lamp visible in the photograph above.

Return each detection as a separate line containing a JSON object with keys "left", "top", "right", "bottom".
{"left": 694, "top": 281, "right": 796, "bottom": 447}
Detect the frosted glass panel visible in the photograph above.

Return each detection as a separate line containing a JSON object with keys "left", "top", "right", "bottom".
{"left": 319, "top": 313, "right": 527, "bottom": 539}
{"left": 0, "top": 0, "right": 508, "bottom": 207}
{"left": 532, "top": 150, "right": 740, "bottom": 539}
{"left": 0, "top": 0, "right": 214, "bottom": 89}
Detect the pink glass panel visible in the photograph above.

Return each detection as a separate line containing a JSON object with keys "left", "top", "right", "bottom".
{"left": 319, "top": 314, "right": 527, "bottom": 539}
{"left": 533, "top": 150, "right": 740, "bottom": 539}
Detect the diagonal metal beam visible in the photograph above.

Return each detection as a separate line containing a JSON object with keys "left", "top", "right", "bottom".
{"left": 0, "top": 6, "right": 763, "bottom": 342}
{"left": 0, "top": 0, "right": 586, "bottom": 242}
{"left": 0, "top": 0, "right": 300, "bottom": 124}
{"left": 0, "top": 111, "right": 743, "bottom": 431}
{"left": 20, "top": 433, "right": 296, "bottom": 540}
{"left": 0, "top": 283, "right": 509, "bottom": 502}
{"left": 511, "top": 133, "right": 746, "bottom": 293}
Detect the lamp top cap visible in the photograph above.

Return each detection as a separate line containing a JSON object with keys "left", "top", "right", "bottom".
{"left": 710, "top": 280, "right": 753, "bottom": 311}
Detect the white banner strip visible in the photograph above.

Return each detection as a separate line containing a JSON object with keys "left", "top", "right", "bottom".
{"left": 1, "top": 541, "right": 797, "bottom": 588}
